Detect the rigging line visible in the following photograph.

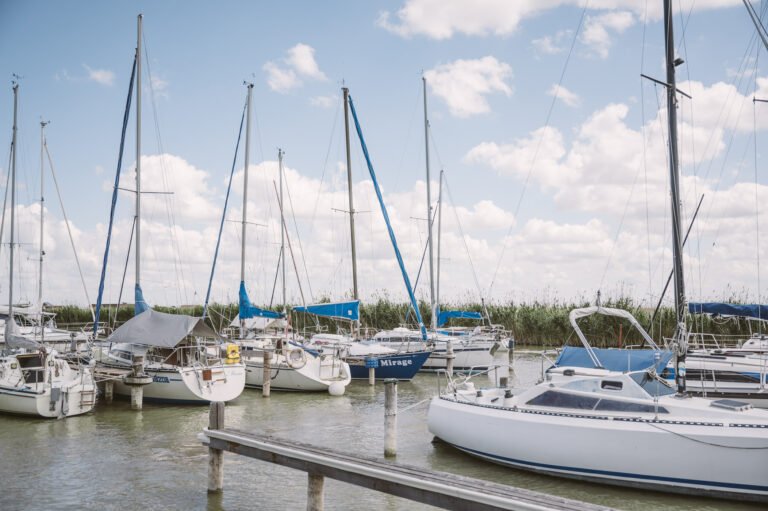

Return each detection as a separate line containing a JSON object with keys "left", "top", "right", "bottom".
{"left": 269, "top": 246, "right": 282, "bottom": 308}
{"left": 203, "top": 97, "right": 247, "bottom": 319}
{"left": 755, "top": 83, "right": 764, "bottom": 333}
{"left": 143, "top": 36, "right": 190, "bottom": 306}
{"left": 273, "top": 180, "right": 308, "bottom": 308}
{"left": 396, "top": 82, "right": 424, "bottom": 176}
{"left": 44, "top": 143, "right": 95, "bottom": 320}
{"left": 0, "top": 147, "right": 12, "bottom": 262}
{"left": 310, "top": 92, "right": 340, "bottom": 228}
{"left": 113, "top": 216, "right": 136, "bottom": 330}
{"left": 487, "top": 0, "right": 590, "bottom": 298}
{"left": 94, "top": 55, "right": 136, "bottom": 335}
{"left": 444, "top": 175, "right": 484, "bottom": 304}
{"left": 640, "top": 0, "right": 654, "bottom": 314}
{"left": 283, "top": 165, "right": 314, "bottom": 302}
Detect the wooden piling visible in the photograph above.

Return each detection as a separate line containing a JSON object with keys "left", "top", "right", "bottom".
{"left": 384, "top": 378, "right": 397, "bottom": 458}
{"left": 368, "top": 366, "right": 375, "bottom": 385}
{"left": 307, "top": 472, "right": 324, "bottom": 511}
{"left": 263, "top": 351, "right": 272, "bottom": 398}
{"left": 104, "top": 381, "right": 114, "bottom": 404}
{"left": 208, "top": 401, "right": 225, "bottom": 493}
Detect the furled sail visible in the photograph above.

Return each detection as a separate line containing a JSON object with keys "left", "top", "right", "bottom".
{"left": 293, "top": 301, "right": 359, "bottom": 321}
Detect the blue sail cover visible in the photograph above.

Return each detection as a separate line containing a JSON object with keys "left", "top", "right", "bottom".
{"left": 555, "top": 346, "right": 673, "bottom": 372}
{"left": 437, "top": 310, "right": 482, "bottom": 327}
{"left": 239, "top": 281, "right": 283, "bottom": 319}
{"left": 135, "top": 283, "right": 150, "bottom": 315}
{"left": 293, "top": 301, "right": 359, "bottom": 321}
{"left": 689, "top": 302, "right": 768, "bottom": 321}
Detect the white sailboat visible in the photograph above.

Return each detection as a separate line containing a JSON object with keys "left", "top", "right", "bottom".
{"left": 222, "top": 84, "right": 349, "bottom": 394}
{"left": 93, "top": 14, "right": 245, "bottom": 404}
{"left": 427, "top": 1, "right": 768, "bottom": 501}
{"left": 0, "top": 82, "right": 96, "bottom": 418}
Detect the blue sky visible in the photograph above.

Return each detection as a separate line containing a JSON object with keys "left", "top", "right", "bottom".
{"left": 1, "top": 0, "right": 767, "bottom": 312}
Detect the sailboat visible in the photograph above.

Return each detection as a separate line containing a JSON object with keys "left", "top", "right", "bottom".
{"left": 0, "top": 82, "right": 96, "bottom": 418}
{"left": 303, "top": 87, "right": 432, "bottom": 381}
{"left": 92, "top": 14, "right": 245, "bottom": 404}
{"left": 372, "top": 78, "right": 510, "bottom": 373}
{"left": 211, "top": 84, "right": 350, "bottom": 394}
{"left": 427, "top": 1, "right": 768, "bottom": 501}
{"left": 675, "top": 302, "right": 768, "bottom": 405}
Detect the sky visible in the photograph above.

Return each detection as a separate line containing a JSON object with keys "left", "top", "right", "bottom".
{"left": 1, "top": 0, "right": 767, "bottom": 313}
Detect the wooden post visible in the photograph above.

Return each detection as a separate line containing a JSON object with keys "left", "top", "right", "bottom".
{"left": 263, "top": 351, "right": 272, "bottom": 397}
{"left": 130, "top": 385, "right": 143, "bottom": 410}
{"left": 208, "top": 401, "right": 225, "bottom": 493}
{"left": 368, "top": 366, "right": 375, "bottom": 385}
{"left": 104, "top": 380, "right": 114, "bottom": 404}
{"left": 307, "top": 472, "right": 324, "bottom": 511}
{"left": 124, "top": 355, "right": 152, "bottom": 410}
{"left": 445, "top": 341, "right": 454, "bottom": 378}
{"left": 384, "top": 378, "right": 397, "bottom": 458}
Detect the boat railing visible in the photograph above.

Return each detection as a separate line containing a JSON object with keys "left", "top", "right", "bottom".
{"left": 435, "top": 361, "right": 516, "bottom": 396}
{"left": 678, "top": 332, "right": 745, "bottom": 350}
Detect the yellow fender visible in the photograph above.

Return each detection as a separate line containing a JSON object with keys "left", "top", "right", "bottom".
{"left": 226, "top": 343, "right": 241, "bottom": 364}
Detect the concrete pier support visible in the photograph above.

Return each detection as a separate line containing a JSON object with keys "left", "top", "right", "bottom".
{"left": 445, "top": 341, "right": 455, "bottom": 378}
{"left": 384, "top": 378, "right": 397, "bottom": 458}
{"left": 104, "top": 380, "right": 114, "bottom": 404}
{"left": 262, "top": 351, "right": 272, "bottom": 398}
{"left": 123, "top": 355, "right": 152, "bottom": 410}
{"left": 208, "top": 401, "right": 225, "bottom": 493}
{"left": 307, "top": 473, "right": 324, "bottom": 511}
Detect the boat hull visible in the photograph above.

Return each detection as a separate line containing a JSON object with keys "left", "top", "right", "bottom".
{"left": 348, "top": 351, "right": 431, "bottom": 380}
{"left": 428, "top": 396, "right": 768, "bottom": 502}
{"left": 243, "top": 355, "right": 350, "bottom": 392}
{"left": 113, "top": 363, "right": 245, "bottom": 404}
{"left": 0, "top": 383, "right": 95, "bottom": 418}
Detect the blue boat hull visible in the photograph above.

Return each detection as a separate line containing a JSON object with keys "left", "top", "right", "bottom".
{"left": 348, "top": 351, "right": 431, "bottom": 381}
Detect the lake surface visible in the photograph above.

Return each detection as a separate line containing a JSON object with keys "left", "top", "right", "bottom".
{"left": 0, "top": 352, "right": 763, "bottom": 511}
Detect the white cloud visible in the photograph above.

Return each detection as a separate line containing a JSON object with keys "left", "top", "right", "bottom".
{"left": 580, "top": 11, "right": 635, "bottom": 58}
{"left": 531, "top": 31, "right": 571, "bottom": 55}
{"left": 378, "top": 1, "right": 740, "bottom": 40}
{"left": 287, "top": 43, "right": 327, "bottom": 81}
{"left": 150, "top": 76, "right": 169, "bottom": 98}
{"left": 547, "top": 84, "right": 580, "bottom": 107}
{"left": 264, "top": 43, "right": 327, "bottom": 93}
{"left": 82, "top": 64, "right": 115, "bottom": 86}
{"left": 310, "top": 95, "right": 336, "bottom": 109}
{"left": 264, "top": 62, "right": 299, "bottom": 93}
{"left": 424, "top": 56, "right": 513, "bottom": 118}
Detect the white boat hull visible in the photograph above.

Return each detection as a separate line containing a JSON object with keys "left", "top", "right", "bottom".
{"left": 113, "top": 363, "right": 245, "bottom": 403}
{"left": 243, "top": 354, "right": 350, "bottom": 392}
{"left": 428, "top": 396, "right": 768, "bottom": 501}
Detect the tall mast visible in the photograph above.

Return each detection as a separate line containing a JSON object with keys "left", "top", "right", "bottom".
{"left": 436, "top": 169, "right": 443, "bottom": 320}
{"left": 9, "top": 83, "right": 18, "bottom": 325}
{"left": 279, "top": 148, "right": 286, "bottom": 313}
{"left": 423, "top": 77, "right": 436, "bottom": 330}
{"left": 343, "top": 87, "right": 359, "bottom": 301}
{"left": 664, "top": 0, "right": 687, "bottom": 395}
{"left": 240, "top": 83, "right": 253, "bottom": 336}
{"left": 39, "top": 120, "right": 49, "bottom": 339}
{"left": 135, "top": 13, "right": 142, "bottom": 296}
{"left": 664, "top": 0, "right": 685, "bottom": 331}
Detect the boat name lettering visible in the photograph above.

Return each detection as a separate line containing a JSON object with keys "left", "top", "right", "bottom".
{"left": 152, "top": 376, "right": 170, "bottom": 383}
{"left": 378, "top": 359, "right": 412, "bottom": 367}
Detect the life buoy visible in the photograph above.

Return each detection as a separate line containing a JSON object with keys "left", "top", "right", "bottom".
{"left": 286, "top": 348, "right": 307, "bottom": 370}
{"left": 226, "top": 343, "right": 241, "bottom": 364}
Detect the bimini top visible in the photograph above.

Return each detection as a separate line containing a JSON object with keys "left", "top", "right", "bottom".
{"left": 556, "top": 346, "right": 673, "bottom": 373}
{"left": 436, "top": 310, "right": 482, "bottom": 327}
{"left": 293, "top": 301, "right": 359, "bottom": 322}
{"left": 108, "top": 309, "right": 218, "bottom": 348}
{"left": 689, "top": 302, "right": 768, "bottom": 321}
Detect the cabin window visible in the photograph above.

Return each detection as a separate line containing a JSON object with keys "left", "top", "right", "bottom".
{"left": 594, "top": 399, "right": 668, "bottom": 414}
{"left": 23, "top": 369, "right": 44, "bottom": 384}
{"left": 526, "top": 391, "right": 599, "bottom": 410}
{"left": 600, "top": 380, "right": 623, "bottom": 391}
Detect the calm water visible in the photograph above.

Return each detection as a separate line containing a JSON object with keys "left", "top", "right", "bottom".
{"left": 0, "top": 352, "right": 763, "bottom": 511}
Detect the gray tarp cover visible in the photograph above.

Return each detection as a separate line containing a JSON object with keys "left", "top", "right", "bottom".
{"left": 108, "top": 309, "right": 218, "bottom": 348}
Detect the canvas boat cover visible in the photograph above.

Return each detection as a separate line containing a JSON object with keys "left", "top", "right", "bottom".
{"left": 436, "top": 310, "right": 482, "bottom": 327}
{"left": 293, "top": 301, "right": 359, "bottom": 321}
{"left": 689, "top": 302, "right": 768, "bottom": 321}
{"left": 108, "top": 309, "right": 218, "bottom": 348}
{"left": 555, "top": 346, "right": 673, "bottom": 373}
{"left": 4, "top": 316, "right": 42, "bottom": 350}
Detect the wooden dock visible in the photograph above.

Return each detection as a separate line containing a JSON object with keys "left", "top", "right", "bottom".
{"left": 200, "top": 404, "right": 614, "bottom": 511}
